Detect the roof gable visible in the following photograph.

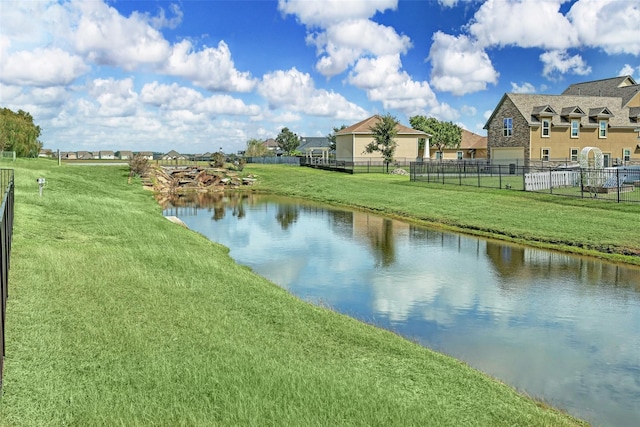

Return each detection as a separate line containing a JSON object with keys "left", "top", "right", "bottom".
{"left": 532, "top": 105, "right": 557, "bottom": 116}
{"left": 588, "top": 107, "right": 614, "bottom": 118}
{"left": 560, "top": 106, "right": 586, "bottom": 117}
{"left": 336, "top": 115, "right": 428, "bottom": 136}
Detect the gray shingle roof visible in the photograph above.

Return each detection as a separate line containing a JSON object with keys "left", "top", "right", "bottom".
{"left": 503, "top": 93, "right": 637, "bottom": 128}
{"left": 562, "top": 75, "right": 639, "bottom": 107}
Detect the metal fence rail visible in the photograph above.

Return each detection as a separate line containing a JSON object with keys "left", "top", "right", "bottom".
{"left": 300, "top": 157, "right": 416, "bottom": 174}
{"left": 246, "top": 156, "right": 300, "bottom": 165}
{"left": 0, "top": 168, "right": 15, "bottom": 390}
{"left": 410, "top": 161, "right": 640, "bottom": 203}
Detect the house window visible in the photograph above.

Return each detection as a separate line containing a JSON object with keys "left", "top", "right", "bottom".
{"left": 603, "top": 153, "right": 611, "bottom": 167}
{"left": 541, "top": 119, "right": 550, "bottom": 137}
{"left": 503, "top": 118, "right": 513, "bottom": 137}
{"left": 571, "top": 120, "right": 580, "bottom": 138}
{"left": 435, "top": 151, "right": 443, "bottom": 160}
{"left": 541, "top": 148, "right": 550, "bottom": 162}
{"left": 623, "top": 149, "right": 631, "bottom": 162}
{"left": 457, "top": 151, "right": 463, "bottom": 160}
{"left": 599, "top": 120, "right": 607, "bottom": 138}
{"left": 570, "top": 148, "right": 578, "bottom": 162}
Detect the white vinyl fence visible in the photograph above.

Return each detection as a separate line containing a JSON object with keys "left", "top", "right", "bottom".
{"left": 524, "top": 170, "right": 580, "bottom": 191}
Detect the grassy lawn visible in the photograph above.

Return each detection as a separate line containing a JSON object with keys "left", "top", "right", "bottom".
{"left": 249, "top": 164, "right": 640, "bottom": 265}
{"left": 0, "top": 159, "right": 590, "bottom": 426}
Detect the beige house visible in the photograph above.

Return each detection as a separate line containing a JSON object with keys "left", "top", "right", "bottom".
{"left": 430, "top": 129, "right": 487, "bottom": 160}
{"left": 99, "top": 150, "right": 115, "bottom": 160}
{"left": 335, "top": 115, "right": 430, "bottom": 163}
{"left": 118, "top": 150, "right": 134, "bottom": 160}
{"left": 484, "top": 75, "right": 640, "bottom": 166}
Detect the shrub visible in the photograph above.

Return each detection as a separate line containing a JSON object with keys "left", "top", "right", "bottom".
{"left": 129, "top": 154, "right": 150, "bottom": 177}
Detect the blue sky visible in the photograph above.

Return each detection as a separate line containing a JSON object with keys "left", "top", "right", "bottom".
{"left": 1, "top": 0, "right": 639, "bottom": 154}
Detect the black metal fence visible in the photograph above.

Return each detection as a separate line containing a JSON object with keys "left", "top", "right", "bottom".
{"left": 300, "top": 157, "right": 415, "bottom": 174}
{"left": 0, "top": 168, "right": 14, "bottom": 389}
{"left": 246, "top": 156, "right": 300, "bottom": 165}
{"left": 410, "top": 160, "right": 640, "bottom": 203}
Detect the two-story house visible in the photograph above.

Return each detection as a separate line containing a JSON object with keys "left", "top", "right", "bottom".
{"left": 484, "top": 76, "right": 640, "bottom": 167}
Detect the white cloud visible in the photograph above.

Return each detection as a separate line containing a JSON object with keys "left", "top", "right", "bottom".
{"left": 73, "top": 0, "right": 171, "bottom": 70}
{"left": 137, "top": 3, "right": 184, "bottom": 30}
{"left": 461, "top": 105, "right": 477, "bottom": 116}
{"left": 164, "top": 40, "right": 257, "bottom": 92}
{"left": 568, "top": 0, "right": 640, "bottom": 55}
{"left": 347, "top": 55, "right": 408, "bottom": 89}
{"left": 140, "top": 82, "right": 204, "bottom": 110}
{"left": 468, "top": 0, "right": 578, "bottom": 50}
{"left": 307, "top": 19, "right": 412, "bottom": 77}
{"left": 0, "top": 46, "right": 88, "bottom": 87}
{"left": 618, "top": 64, "right": 640, "bottom": 78}
{"left": 510, "top": 82, "right": 537, "bottom": 94}
{"left": 278, "top": 0, "right": 421, "bottom": 116}
{"left": 277, "top": 0, "right": 398, "bottom": 27}
{"left": 438, "top": 0, "right": 459, "bottom": 6}
{"left": 428, "top": 103, "right": 460, "bottom": 122}
{"left": 258, "top": 67, "right": 367, "bottom": 120}
{"left": 348, "top": 55, "right": 438, "bottom": 116}
{"left": 429, "top": 32, "right": 499, "bottom": 96}
{"left": 140, "top": 82, "right": 261, "bottom": 116}
{"left": 540, "top": 50, "right": 591, "bottom": 79}
{"left": 197, "top": 95, "right": 261, "bottom": 117}
{"left": 86, "top": 78, "right": 139, "bottom": 117}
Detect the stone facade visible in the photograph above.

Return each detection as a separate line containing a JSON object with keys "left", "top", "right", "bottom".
{"left": 486, "top": 96, "right": 531, "bottom": 162}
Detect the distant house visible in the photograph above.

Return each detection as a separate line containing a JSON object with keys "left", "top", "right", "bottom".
{"left": 262, "top": 138, "right": 279, "bottom": 151}
{"left": 118, "top": 150, "right": 134, "bottom": 160}
{"left": 38, "top": 149, "right": 53, "bottom": 158}
{"left": 99, "top": 150, "right": 115, "bottom": 160}
{"left": 161, "top": 150, "right": 187, "bottom": 160}
{"left": 138, "top": 151, "right": 154, "bottom": 160}
{"left": 61, "top": 151, "right": 77, "bottom": 160}
{"left": 299, "top": 136, "right": 331, "bottom": 162}
{"left": 335, "top": 115, "right": 430, "bottom": 163}
{"left": 429, "top": 129, "right": 487, "bottom": 161}
{"left": 484, "top": 75, "right": 640, "bottom": 166}
{"left": 194, "top": 152, "right": 212, "bottom": 161}
{"left": 76, "top": 151, "right": 93, "bottom": 160}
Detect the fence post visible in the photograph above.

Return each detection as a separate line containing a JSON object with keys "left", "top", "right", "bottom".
{"left": 617, "top": 168, "right": 620, "bottom": 203}
{"left": 549, "top": 169, "right": 553, "bottom": 194}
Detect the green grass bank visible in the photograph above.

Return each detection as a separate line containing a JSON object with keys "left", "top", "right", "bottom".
{"left": 0, "top": 159, "right": 588, "bottom": 426}
{"left": 248, "top": 164, "right": 640, "bottom": 266}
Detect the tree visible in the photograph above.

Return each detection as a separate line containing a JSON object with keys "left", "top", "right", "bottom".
{"left": 409, "top": 115, "right": 462, "bottom": 157}
{"left": 363, "top": 113, "right": 398, "bottom": 172}
{"left": 327, "top": 124, "right": 347, "bottom": 151}
{"left": 244, "top": 138, "right": 271, "bottom": 157}
{"left": 275, "top": 127, "right": 300, "bottom": 155}
{"left": 0, "top": 108, "right": 42, "bottom": 157}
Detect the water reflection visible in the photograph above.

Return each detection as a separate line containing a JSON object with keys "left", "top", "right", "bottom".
{"left": 163, "top": 193, "right": 640, "bottom": 427}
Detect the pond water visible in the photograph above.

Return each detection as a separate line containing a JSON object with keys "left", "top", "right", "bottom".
{"left": 162, "top": 193, "right": 640, "bottom": 427}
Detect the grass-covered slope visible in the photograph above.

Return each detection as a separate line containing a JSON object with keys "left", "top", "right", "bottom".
{"left": 0, "top": 160, "right": 586, "bottom": 426}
